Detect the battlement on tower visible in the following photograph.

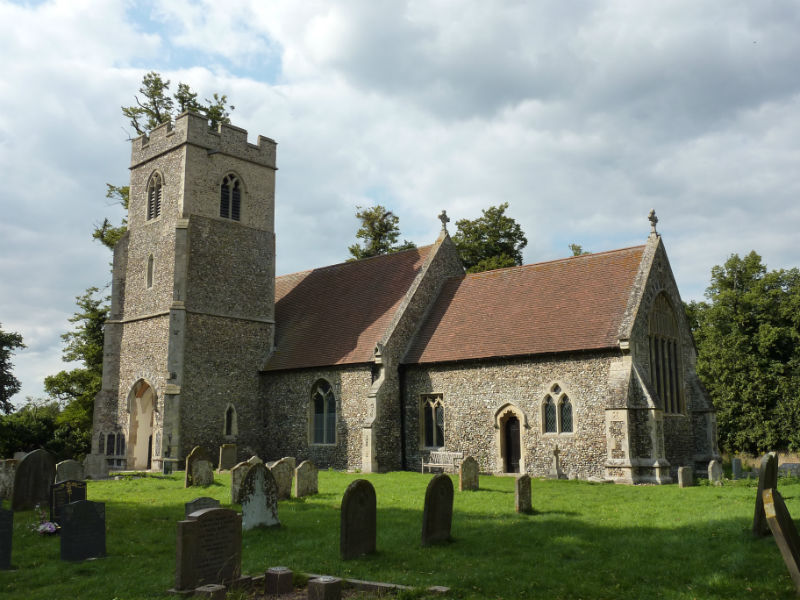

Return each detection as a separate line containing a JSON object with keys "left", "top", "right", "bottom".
{"left": 130, "top": 112, "right": 277, "bottom": 170}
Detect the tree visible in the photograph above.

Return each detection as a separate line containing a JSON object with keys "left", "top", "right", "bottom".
{"left": 452, "top": 203, "right": 528, "bottom": 273}
{"left": 688, "top": 251, "right": 800, "bottom": 454}
{"left": 93, "top": 184, "right": 129, "bottom": 251}
{"left": 569, "top": 243, "right": 590, "bottom": 256}
{"left": 0, "top": 324, "right": 25, "bottom": 414}
{"left": 348, "top": 205, "right": 416, "bottom": 260}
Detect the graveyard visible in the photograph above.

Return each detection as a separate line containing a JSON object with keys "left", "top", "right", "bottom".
{"left": 2, "top": 466, "right": 800, "bottom": 599}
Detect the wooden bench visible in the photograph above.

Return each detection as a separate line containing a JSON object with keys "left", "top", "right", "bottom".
{"left": 421, "top": 451, "right": 464, "bottom": 474}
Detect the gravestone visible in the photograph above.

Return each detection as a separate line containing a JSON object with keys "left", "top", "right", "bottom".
{"left": 174, "top": 508, "right": 242, "bottom": 591}
{"left": 192, "top": 460, "right": 214, "bottom": 487}
{"left": 269, "top": 458, "right": 293, "bottom": 500}
{"left": 83, "top": 453, "right": 109, "bottom": 480}
{"left": 763, "top": 488, "right": 800, "bottom": 593}
{"left": 308, "top": 575, "right": 342, "bottom": 600}
{"left": 0, "top": 504, "right": 12, "bottom": 570}
{"left": 340, "top": 479, "right": 376, "bottom": 560}
{"left": 231, "top": 461, "right": 252, "bottom": 504}
{"left": 677, "top": 466, "right": 693, "bottom": 488}
{"left": 60, "top": 500, "right": 106, "bottom": 561}
{"left": 241, "top": 463, "right": 280, "bottom": 530}
{"left": 55, "top": 459, "right": 84, "bottom": 483}
{"left": 515, "top": 474, "right": 532, "bottom": 514}
{"left": 708, "top": 460, "right": 723, "bottom": 486}
{"left": 459, "top": 456, "right": 479, "bottom": 491}
{"left": 50, "top": 479, "right": 87, "bottom": 524}
{"left": 218, "top": 444, "right": 237, "bottom": 471}
{"left": 12, "top": 449, "right": 56, "bottom": 511}
{"left": 547, "top": 445, "right": 566, "bottom": 480}
{"left": 0, "top": 459, "right": 17, "bottom": 500}
{"left": 265, "top": 566, "right": 293, "bottom": 595}
{"left": 293, "top": 460, "right": 318, "bottom": 498}
{"left": 421, "top": 473, "right": 454, "bottom": 546}
{"left": 246, "top": 455, "right": 263, "bottom": 466}
{"left": 754, "top": 452, "right": 779, "bottom": 537}
{"left": 185, "top": 446, "right": 213, "bottom": 488}
{"left": 185, "top": 497, "right": 221, "bottom": 518}
{"left": 732, "top": 458, "right": 743, "bottom": 480}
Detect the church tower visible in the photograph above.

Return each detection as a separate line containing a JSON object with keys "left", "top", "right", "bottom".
{"left": 92, "top": 113, "right": 277, "bottom": 471}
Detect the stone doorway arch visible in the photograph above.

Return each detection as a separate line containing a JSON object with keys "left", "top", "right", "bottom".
{"left": 494, "top": 404, "right": 527, "bottom": 474}
{"left": 127, "top": 380, "right": 156, "bottom": 470}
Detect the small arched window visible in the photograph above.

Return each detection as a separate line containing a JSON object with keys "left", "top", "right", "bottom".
{"left": 544, "top": 396, "right": 557, "bottom": 433}
{"left": 147, "top": 172, "right": 163, "bottom": 220}
{"left": 649, "top": 293, "right": 683, "bottom": 414}
{"left": 543, "top": 384, "right": 574, "bottom": 434}
{"left": 225, "top": 405, "right": 236, "bottom": 436}
{"left": 311, "top": 380, "right": 336, "bottom": 444}
{"left": 146, "top": 254, "right": 154, "bottom": 289}
{"left": 421, "top": 394, "right": 445, "bottom": 448}
{"left": 220, "top": 174, "right": 241, "bottom": 221}
{"left": 559, "top": 396, "right": 573, "bottom": 433}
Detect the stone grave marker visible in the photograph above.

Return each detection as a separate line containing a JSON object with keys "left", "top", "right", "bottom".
{"left": 55, "top": 459, "right": 85, "bottom": 483}
{"left": 732, "top": 457, "right": 743, "bottom": 480}
{"left": 265, "top": 566, "right": 293, "bottom": 595}
{"left": 231, "top": 461, "right": 252, "bottom": 504}
{"left": 192, "top": 460, "right": 214, "bottom": 487}
{"left": 708, "top": 460, "right": 723, "bottom": 486}
{"left": 0, "top": 503, "right": 12, "bottom": 570}
{"left": 185, "top": 497, "right": 221, "bottom": 518}
{"left": 218, "top": 444, "right": 237, "bottom": 471}
{"left": 308, "top": 575, "right": 341, "bottom": 600}
{"left": 754, "top": 452, "right": 779, "bottom": 537}
{"left": 246, "top": 455, "right": 263, "bottom": 466}
{"left": 60, "top": 500, "right": 106, "bottom": 562}
{"left": 293, "top": 460, "right": 318, "bottom": 498}
{"left": 185, "top": 446, "right": 213, "bottom": 488}
{"left": 763, "top": 488, "right": 800, "bottom": 593}
{"left": 421, "top": 473, "right": 454, "bottom": 546}
{"left": 677, "top": 466, "right": 693, "bottom": 488}
{"left": 547, "top": 445, "right": 566, "bottom": 480}
{"left": 0, "top": 459, "right": 17, "bottom": 500}
{"left": 459, "top": 456, "right": 479, "bottom": 491}
{"left": 174, "top": 507, "right": 242, "bottom": 591}
{"left": 340, "top": 479, "right": 376, "bottom": 560}
{"left": 515, "top": 474, "right": 532, "bottom": 514}
{"left": 12, "top": 449, "right": 56, "bottom": 511}
{"left": 83, "top": 453, "right": 109, "bottom": 480}
{"left": 269, "top": 457, "right": 293, "bottom": 500}
{"left": 50, "top": 479, "right": 87, "bottom": 524}
{"left": 241, "top": 463, "right": 280, "bottom": 530}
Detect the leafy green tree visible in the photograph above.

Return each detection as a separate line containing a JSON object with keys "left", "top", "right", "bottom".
{"left": 0, "top": 399, "right": 60, "bottom": 458}
{"left": 688, "top": 251, "right": 800, "bottom": 454}
{"left": 348, "top": 205, "right": 416, "bottom": 260}
{"left": 0, "top": 324, "right": 25, "bottom": 414}
{"left": 452, "top": 203, "right": 528, "bottom": 273}
{"left": 93, "top": 184, "right": 129, "bottom": 251}
{"left": 569, "top": 243, "right": 590, "bottom": 256}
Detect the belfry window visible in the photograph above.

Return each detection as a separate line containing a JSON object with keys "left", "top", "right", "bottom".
{"left": 147, "top": 172, "right": 162, "bottom": 220}
{"left": 543, "top": 383, "right": 574, "bottom": 434}
{"left": 421, "top": 394, "right": 445, "bottom": 448}
{"left": 649, "top": 293, "right": 683, "bottom": 413}
{"left": 311, "top": 380, "right": 336, "bottom": 444}
{"left": 220, "top": 174, "right": 241, "bottom": 221}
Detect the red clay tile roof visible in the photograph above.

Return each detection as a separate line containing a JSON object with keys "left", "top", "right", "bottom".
{"left": 264, "top": 246, "right": 432, "bottom": 371}
{"left": 403, "top": 245, "right": 646, "bottom": 364}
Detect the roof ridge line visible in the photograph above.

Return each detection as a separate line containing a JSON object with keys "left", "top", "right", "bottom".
{"left": 276, "top": 244, "right": 434, "bottom": 280}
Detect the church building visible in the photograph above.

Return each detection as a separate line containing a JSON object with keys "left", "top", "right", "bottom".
{"left": 90, "top": 113, "right": 720, "bottom": 484}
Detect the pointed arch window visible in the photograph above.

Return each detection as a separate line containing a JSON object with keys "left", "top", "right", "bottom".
{"left": 220, "top": 174, "right": 241, "bottom": 221}
{"left": 311, "top": 380, "right": 336, "bottom": 445}
{"left": 223, "top": 404, "right": 238, "bottom": 437}
{"left": 649, "top": 293, "right": 684, "bottom": 414}
{"left": 421, "top": 394, "right": 445, "bottom": 448}
{"left": 544, "top": 396, "right": 557, "bottom": 433}
{"left": 543, "top": 384, "right": 574, "bottom": 434}
{"left": 147, "top": 172, "right": 163, "bottom": 220}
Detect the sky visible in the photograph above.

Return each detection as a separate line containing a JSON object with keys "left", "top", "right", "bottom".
{"left": 1, "top": 0, "right": 799, "bottom": 408}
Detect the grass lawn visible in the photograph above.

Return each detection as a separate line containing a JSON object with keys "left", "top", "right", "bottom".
{"left": 1, "top": 470, "right": 798, "bottom": 599}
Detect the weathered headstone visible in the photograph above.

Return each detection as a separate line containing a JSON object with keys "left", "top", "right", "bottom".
{"left": 246, "top": 455, "right": 263, "bottom": 466}
{"left": 731, "top": 457, "right": 743, "bottom": 480}
{"left": 677, "top": 466, "right": 693, "bottom": 488}
{"left": 83, "top": 453, "right": 109, "bottom": 480}
{"left": 55, "top": 459, "right": 85, "bottom": 483}
{"left": 269, "top": 457, "right": 293, "bottom": 500}
{"left": 754, "top": 452, "right": 779, "bottom": 537}
{"left": 0, "top": 459, "right": 17, "bottom": 500}
{"left": 241, "top": 463, "right": 280, "bottom": 530}
{"left": 50, "top": 479, "right": 87, "bottom": 524}
{"left": 0, "top": 503, "right": 12, "bottom": 570}
{"left": 515, "top": 474, "right": 532, "bottom": 514}
{"left": 60, "top": 500, "right": 106, "bottom": 562}
{"left": 763, "top": 488, "right": 800, "bottom": 593}
{"left": 185, "top": 497, "right": 221, "bottom": 518}
{"left": 340, "top": 479, "right": 376, "bottom": 560}
{"left": 218, "top": 444, "right": 237, "bottom": 471}
{"left": 421, "top": 474, "right": 454, "bottom": 546}
{"left": 174, "top": 508, "right": 242, "bottom": 591}
{"left": 547, "top": 445, "right": 566, "bottom": 480}
{"left": 185, "top": 446, "right": 213, "bottom": 488}
{"left": 231, "top": 461, "right": 251, "bottom": 504}
{"left": 708, "top": 460, "right": 723, "bottom": 486}
{"left": 12, "top": 449, "right": 56, "bottom": 511}
{"left": 192, "top": 460, "right": 214, "bottom": 487}
{"left": 308, "top": 575, "right": 342, "bottom": 600}
{"left": 293, "top": 460, "right": 318, "bottom": 498}
{"left": 459, "top": 456, "right": 479, "bottom": 491}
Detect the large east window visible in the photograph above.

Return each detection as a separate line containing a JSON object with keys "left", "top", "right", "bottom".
{"left": 649, "top": 293, "right": 683, "bottom": 414}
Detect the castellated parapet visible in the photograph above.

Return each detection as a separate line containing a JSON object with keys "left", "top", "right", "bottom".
{"left": 131, "top": 112, "right": 277, "bottom": 170}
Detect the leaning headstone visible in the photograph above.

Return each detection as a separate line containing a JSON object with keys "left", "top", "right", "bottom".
{"left": 459, "top": 456, "right": 479, "bottom": 491}
{"left": 241, "top": 463, "right": 279, "bottom": 530}
{"left": 0, "top": 503, "right": 12, "bottom": 570}
{"left": 185, "top": 497, "right": 220, "bottom": 518}
{"left": 185, "top": 446, "right": 213, "bottom": 488}
{"left": 515, "top": 474, "right": 532, "bottom": 514}
{"left": 547, "top": 445, "right": 566, "bottom": 480}
{"left": 12, "top": 449, "right": 56, "bottom": 511}
{"left": 50, "top": 479, "right": 87, "bottom": 525}
{"left": 173, "top": 508, "right": 242, "bottom": 592}
{"left": 308, "top": 575, "right": 342, "bottom": 600}
{"left": 293, "top": 460, "right": 318, "bottom": 498}
{"left": 231, "top": 461, "right": 251, "bottom": 504}
{"left": 708, "top": 460, "right": 723, "bottom": 486}
{"left": 60, "top": 500, "right": 106, "bottom": 562}
{"left": 754, "top": 452, "right": 779, "bottom": 537}
{"left": 421, "top": 473, "right": 454, "bottom": 546}
{"left": 677, "top": 466, "right": 693, "bottom": 488}
{"left": 340, "top": 479, "right": 376, "bottom": 560}
{"left": 731, "top": 458, "right": 743, "bottom": 480}
{"left": 0, "top": 459, "right": 17, "bottom": 500}
{"left": 55, "top": 459, "right": 84, "bottom": 483}
{"left": 83, "top": 454, "right": 109, "bottom": 480}
{"left": 763, "top": 488, "right": 800, "bottom": 592}
{"left": 218, "top": 444, "right": 237, "bottom": 471}
{"left": 269, "top": 457, "right": 293, "bottom": 500}
{"left": 192, "top": 460, "right": 214, "bottom": 487}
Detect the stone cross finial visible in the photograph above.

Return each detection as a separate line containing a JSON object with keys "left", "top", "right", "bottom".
{"left": 438, "top": 210, "right": 450, "bottom": 233}
{"left": 648, "top": 209, "right": 658, "bottom": 234}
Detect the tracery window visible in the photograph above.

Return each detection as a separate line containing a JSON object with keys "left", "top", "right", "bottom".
{"left": 421, "top": 394, "right": 445, "bottom": 448}
{"left": 649, "top": 293, "right": 683, "bottom": 413}
{"left": 147, "top": 172, "right": 163, "bottom": 220}
{"left": 543, "top": 383, "right": 574, "bottom": 434}
{"left": 220, "top": 174, "right": 241, "bottom": 221}
{"left": 311, "top": 380, "right": 336, "bottom": 444}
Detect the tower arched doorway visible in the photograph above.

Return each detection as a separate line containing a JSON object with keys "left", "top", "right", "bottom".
{"left": 127, "top": 380, "right": 156, "bottom": 470}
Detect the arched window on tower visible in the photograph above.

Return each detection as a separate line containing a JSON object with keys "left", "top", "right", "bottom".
{"left": 649, "top": 293, "right": 684, "bottom": 414}
{"left": 220, "top": 174, "right": 242, "bottom": 221}
{"left": 310, "top": 380, "right": 336, "bottom": 445}
{"left": 147, "top": 172, "right": 163, "bottom": 220}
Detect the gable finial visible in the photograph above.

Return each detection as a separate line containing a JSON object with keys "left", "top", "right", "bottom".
{"left": 648, "top": 209, "right": 658, "bottom": 235}
{"left": 438, "top": 210, "right": 450, "bottom": 233}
